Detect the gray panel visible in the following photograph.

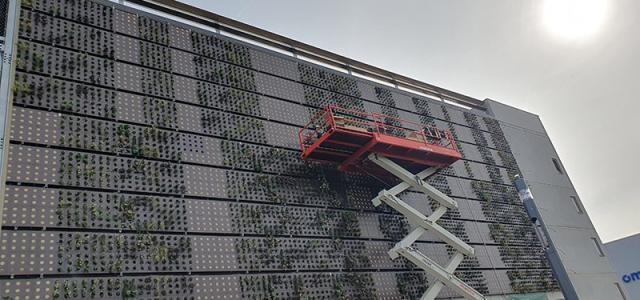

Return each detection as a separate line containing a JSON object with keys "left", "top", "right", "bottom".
{"left": 115, "top": 62, "right": 141, "bottom": 93}
{"left": 455, "top": 197, "right": 479, "bottom": 220}
{"left": 451, "top": 123, "right": 476, "bottom": 144}
{"left": 445, "top": 176, "right": 466, "bottom": 198}
{"left": 194, "top": 275, "right": 241, "bottom": 299}
{"left": 260, "top": 96, "right": 309, "bottom": 125}
{"left": 393, "top": 92, "right": 415, "bottom": 112}
{"left": 6, "top": 145, "right": 60, "bottom": 184}
{"left": 483, "top": 270, "right": 505, "bottom": 295}
{"left": 176, "top": 104, "right": 203, "bottom": 133}
{"left": 171, "top": 49, "right": 195, "bottom": 76}
{"left": 397, "top": 109, "right": 422, "bottom": 127}
{"left": 264, "top": 121, "right": 300, "bottom": 149}
{"left": 2, "top": 186, "right": 58, "bottom": 227}
{"left": 495, "top": 269, "right": 515, "bottom": 294}
{"left": 362, "top": 101, "right": 382, "bottom": 114}
{"left": 183, "top": 135, "right": 223, "bottom": 166}
{"left": 249, "top": 48, "right": 299, "bottom": 81}
{"left": 446, "top": 106, "right": 468, "bottom": 125}
{"left": 113, "top": 9, "right": 138, "bottom": 37}
{"left": 174, "top": 75, "right": 199, "bottom": 104}
{"left": 460, "top": 142, "right": 484, "bottom": 162}
{"left": 476, "top": 222, "right": 496, "bottom": 244}
{"left": 255, "top": 72, "right": 304, "bottom": 103}
{"left": 371, "top": 272, "right": 401, "bottom": 298}
{"left": 114, "top": 34, "right": 139, "bottom": 64}
{"left": 115, "top": 92, "right": 145, "bottom": 123}
{"left": 191, "top": 236, "right": 237, "bottom": 271}
{"left": 469, "top": 161, "right": 492, "bottom": 181}
{"left": 450, "top": 160, "right": 467, "bottom": 177}
{"left": 10, "top": 107, "right": 61, "bottom": 145}
{"left": 473, "top": 245, "right": 496, "bottom": 269}
{"left": 184, "top": 165, "right": 226, "bottom": 198}
{"left": 356, "top": 80, "right": 378, "bottom": 102}
{"left": 0, "top": 231, "right": 64, "bottom": 275}
{"left": 170, "top": 24, "right": 193, "bottom": 51}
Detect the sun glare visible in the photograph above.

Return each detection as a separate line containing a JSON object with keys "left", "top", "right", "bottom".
{"left": 542, "top": 0, "right": 609, "bottom": 41}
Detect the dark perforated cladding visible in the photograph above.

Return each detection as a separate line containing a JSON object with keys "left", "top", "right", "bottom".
{"left": 0, "top": 0, "right": 558, "bottom": 298}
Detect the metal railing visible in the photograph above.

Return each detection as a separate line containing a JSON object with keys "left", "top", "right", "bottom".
{"left": 299, "top": 105, "right": 458, "bottom": 155}
{"left": 124, "top": 0, "right": 487, "bottom": 111}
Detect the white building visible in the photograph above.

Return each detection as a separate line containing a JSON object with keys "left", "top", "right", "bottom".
{"left": 605, "top": 233, "right": 640, "bottom": 299}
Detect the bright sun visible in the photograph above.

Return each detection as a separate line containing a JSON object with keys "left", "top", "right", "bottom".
{"left": 542, "top": 0, "right": 609, "bottom": 40}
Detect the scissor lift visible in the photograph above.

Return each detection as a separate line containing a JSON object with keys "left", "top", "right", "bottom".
{"left": 299, "top": 105, "right": 485, "bottom": 300}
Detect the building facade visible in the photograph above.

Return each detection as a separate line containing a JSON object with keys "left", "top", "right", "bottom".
{"left": 0, "top": 0, "right": 622, "bottom": 299}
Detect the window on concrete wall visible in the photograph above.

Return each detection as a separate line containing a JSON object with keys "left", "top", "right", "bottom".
{"left": 570, "top": 196, "right": 584, "bottom": 214}
{"left": 552, "top": 158, "right": 564, "bottom": 174}
{"left": 590, "top": 237, "right": 605, "bottom": 257}
{"left": 614, "top": 282, "right": 627, "bottom": 300}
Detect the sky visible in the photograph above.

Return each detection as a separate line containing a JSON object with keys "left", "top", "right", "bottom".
{"left": 181, "top": 0, "right": 639, "bottom": 242}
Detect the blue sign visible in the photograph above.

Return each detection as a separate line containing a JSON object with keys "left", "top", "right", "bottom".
{"left": 622, "top": 271, "right": 640, "bottom": 283}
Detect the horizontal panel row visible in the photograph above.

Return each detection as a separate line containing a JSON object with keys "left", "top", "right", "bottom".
{"left": 0, "top": 267, "right": 557, "bottom": 300}
{"left": 1, "top": 184, "right": 536, "bottom": 246}
{"left": 0, "top": 229, "right": 544, "bottom": 275}
{"left": 6, "top": 143, "right": 524, "bottom": 214}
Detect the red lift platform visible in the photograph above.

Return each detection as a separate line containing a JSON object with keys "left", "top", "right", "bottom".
{"left": 298, "top": 105, "right": 462, "bottom": 173}
{"left": 298, "top": 105, "right": 485, "bottom": 300}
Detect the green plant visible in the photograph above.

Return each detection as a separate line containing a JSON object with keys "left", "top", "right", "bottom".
{"left": 141, "top": 146, "right": 160, "bottom": 158}
{"left": 12, "top": 81, "right": 32, "bottom": 95}
{"left": 150, "top": 244, "right": 169, "bottom": 264}
{"left": 61, "top": 100, "right": 73, "bottom": 111}
{"left": 122, "top": 280, "right": 137, "bottom": 299}
{"left": 32, "top": 54, "right": 44, "bottom": 71}
{"left": 75, "top": 258, "right": 90, "bottom": 272}
{"left": 132, "top": 160, "right": 145, "bottom": 173}
{"left": 52, "top": 281, "right": 61, "bottom": 299}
